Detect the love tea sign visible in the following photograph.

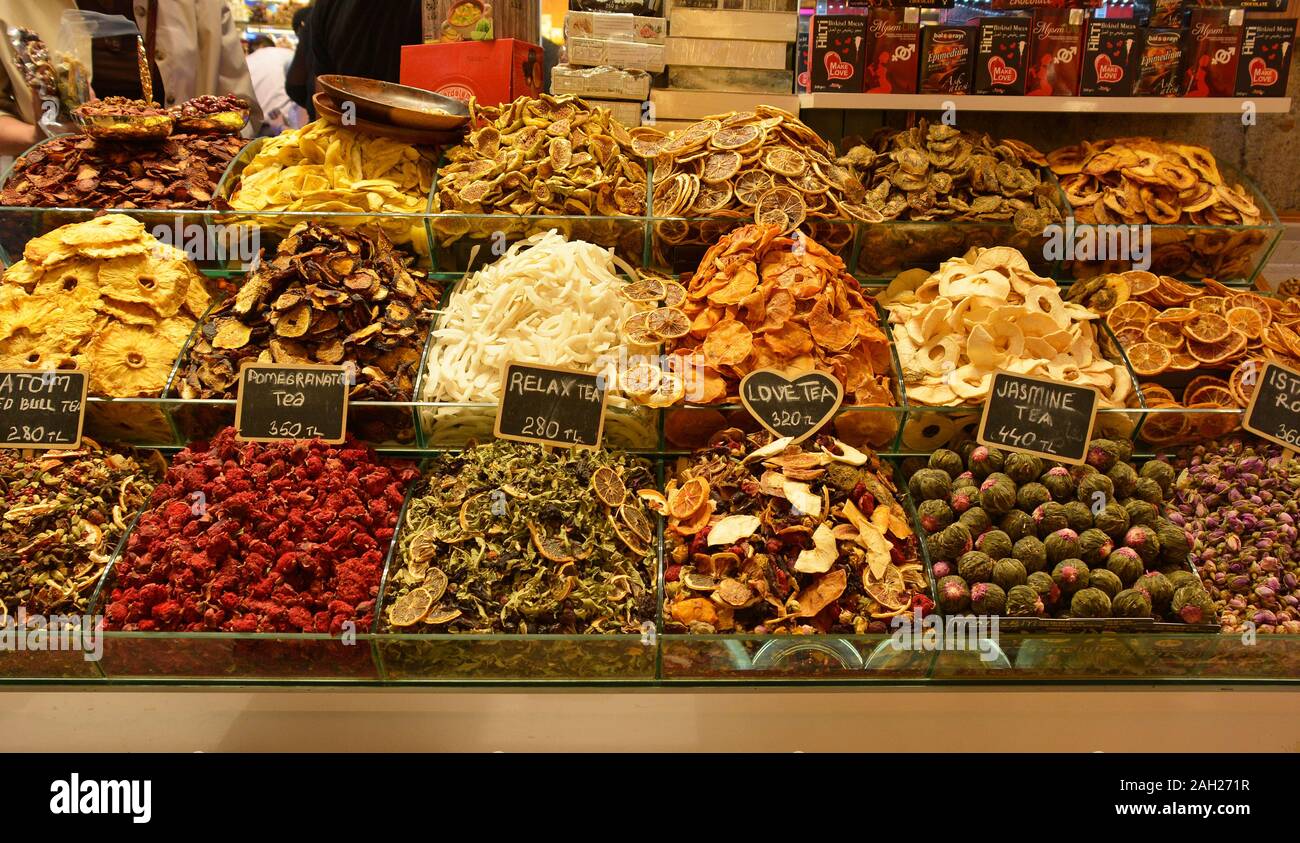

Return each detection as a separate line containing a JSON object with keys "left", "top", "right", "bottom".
{"left": 1242, "top": 361, "right": 1300, "bottom": 451}
{"left": 0, "top": 369, "right": 88, "bottom": 449}
{"left": 739, "top": 369, "right": 844, "bottom": 444}
{"left": 235, "top": 362, "right": 349, "bottom": 444}
{"left": 978, "top": 371, "right": 1099, "bottom": 465}
{"left": 495, "top": 362, "right": 608, "bottom": 448}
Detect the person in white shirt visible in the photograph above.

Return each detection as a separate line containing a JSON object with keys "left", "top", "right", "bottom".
{"left": 245, "top": 34, "right": 305, "bottom": 135}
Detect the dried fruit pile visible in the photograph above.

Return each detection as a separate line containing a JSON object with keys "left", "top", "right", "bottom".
{"left": 177, "top": 223, "right": 439, "bottom": 402}
{"left": 881, "top": 246, "right": 1132, "bottom": 407}
{"left": 664, "top": 429, "right": 928, "bottom": 634}
{"left": 436, "top": 95, "right": 646, "bottom": 218}
{"left": 1069, "top": 272, "right": 1300, "bottom": 446}
{"left": 631, "top": 107, "right": 865, "bottom": 237}
{"left": 168, "top": 94, "right": 250, "bottom": 134}
{"left": 383, "top": 442, "right": 657, "bottom": 634}
{"left": 913, "top": 439, "right": 1213, "bottom": 623}
{"left": 0, "top": 132, "right": 245, "bottom": 209}
{"left": 1048, "top": 138, "right": 1268, "bottom": 278}
{"left": 105, "top": 429, "right": 417, "bottom": 632}
{"left": 1170, "top": 437, "right": 1300, "bottom": 634}
{"left": 668, "top": 223, "right": 894, "bottom": 407}
{"left": 0, "top": 214, "right": 209, "bottom": 396}
{"left": 0, "top": 441, "right": 162, "bottom": 617}
{"left": 226, "top": 120, "right": 435, "bottom": 251}
{"left": 74, "top": 96, "right": 173, "bottom": 141}
{"left": 838, "top": 121, "right": 1061, "bottom": 229}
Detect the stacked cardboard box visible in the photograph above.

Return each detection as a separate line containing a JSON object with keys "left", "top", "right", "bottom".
{"left": 651, "top": 1, "right": 800, "bottom": 126}
{"left": 552, "top": 10, "right": 667, "bottom": 126}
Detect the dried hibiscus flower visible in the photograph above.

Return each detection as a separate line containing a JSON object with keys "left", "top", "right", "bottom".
{"left": 104, "top": 428, "right": 418, "bottom": 633}
{"left": 663, "top": 428, "right": 929, "bottom": 634}
{"left": 177, "top": 222, "right": 441, "bottom": 403}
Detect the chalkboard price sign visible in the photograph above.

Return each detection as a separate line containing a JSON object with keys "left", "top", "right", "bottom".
{"left": 1243, "top": 361, "right": 1300, "bottom": 450}
{"left": 978, "top": 371, "right": 1099, "bottom": 465}
{"left": 235, "top": 363, "right": 349, "bottom": 444}
{"left": 495, "top": 362, "right": 608, "bottom": 448}
{"left": 739, "top": 369, "right": 844, "bottom": 444}
{"left": 0, "top": 369, "right": 88, "bottom": 450}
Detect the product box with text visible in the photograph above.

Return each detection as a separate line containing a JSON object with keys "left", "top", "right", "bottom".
{"left": 810, "top": 15, "right": 869, "bottom": 92}
{"left": 864, "top": 8, "right": 920, "bottom": 94}
{"left": 920, "top": 25, "right": 976, "bottom": 93}
{"left": 974, "top": 16, "right": 1030, "bottom": 94}
{"left": 1080, "top": 19, "right": 1138, "bottom": 96}
{"left": 1025, "top": 8, "right": 1084, "bottom": 95}
{"left": 1234, "top": 18, "right": 1294, "bottom": 96}
{"left": 1183, "top": 8, "right": 1243, "bottom": 96}
{"left": 1132, "top": 26, "right": 1186, "bottom": 95}
{"left": 400, "top": 38, "right": 543, "bottom": 105}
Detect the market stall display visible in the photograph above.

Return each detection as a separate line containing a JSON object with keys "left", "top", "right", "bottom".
{"left": 1048, "top": 137, "right": 1277, "bottom": 280}
{"left": 223, "top": 120, "right": 436, "bottom": 253}
{"left": 382, "top": 441, "right": 657, "bottom": 634}
{"left": 910, "top": 439, "right": 1212, "bottom": 625}
{"left": 419, "top": 230, "right": 656, "bottom": 447}
{"left": 663, "top": 429, "right": 928, "bottom": 634}
{"left": 841, "top": 122, "right": 1064, "bottom": 275}
{"left": 432, "top": 94, "right": 646, "bottom": 263}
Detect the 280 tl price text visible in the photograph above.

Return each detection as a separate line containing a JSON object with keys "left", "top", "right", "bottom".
{"left": 520, "top": 415, "right": 582, "bottom": 442}
{"left": 4, "top": 424, "right": 75, "bottom": 444}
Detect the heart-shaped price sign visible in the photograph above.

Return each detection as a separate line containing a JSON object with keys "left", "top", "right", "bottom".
{"left": 739, "top": 369, "right": 844, "bottom": 444}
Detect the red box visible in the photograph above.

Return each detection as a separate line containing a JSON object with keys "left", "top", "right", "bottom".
{"left": 1025, "top": 9, "right": 1084, "bottom": 96}
{"left": 400, "top": 38, "right": 544, "bottom": 107}
{"left": 1184, "top": 9, "right": 1243, "bottom": 96}
{"left": 864, "top": 9, "right": 921, "bottom": 94}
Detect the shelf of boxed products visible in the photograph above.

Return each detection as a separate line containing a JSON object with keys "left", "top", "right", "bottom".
{"left": 798, "top": 93, "right": 1294, "bottom": 114}
{"left": 3, "top": 430, "right": 1300, "bottom": 684}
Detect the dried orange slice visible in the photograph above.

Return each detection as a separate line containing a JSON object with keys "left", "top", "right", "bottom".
{"left": 754, "top": 186, "right": 806, "bottom": 234}
{"left": 1167, "top": 351, "right": 1199, "bottom": 371}
{"left": 1190, "top": 296, "right": 1227, "bottom": 315}
{"left": 647, "top": 306, "right": 691, "bottom": 340}
{"left": 1143, "top": 321, "right": 1185, "bottom": 349}
{"left": 1226, "top": 306, "right": 1266, "bottom": 339}
{"left": 528, "top": 521, "right": 575, "bottom": 563}
{"left": 638, "top": 488, "right": 668, "bottom": 516}
{"left": 622, "top": 277, "right": 667, "bottom": 303}
{"left": 1187, "top": 331, "right": 1246, "bottom": 365}
{"left": 1186, "top": 384, "right": 1234, "bottom": 407}
{"left": 1107, "top": 300, "right": 1155, "bottom": 332}
{"left": 621, "top": 311, "right": 659, "bottom": 345}
{"left": 1231, "top": 291, "right": 1275, "bottom": 321}
{"left": 1127, "top": 270, "right": 1160, "bottom": 296}
{"left": 1127, "top": 342, "right": 1172, "bottom": 376}
{"left": 1185, "top": 312, "right": 1231, "bottom": 344}
{"left": 733, "top": 169, "right": 773, "bottom": 206}
{"left": 1139, "top": 409, "right": 1191, "bottom": 446}
{"left": 1113, "top": 326, "right": 1146, "bottom": 348}
{"left": 1140, "top": 385, "right": 1177, "bottom": 407}
{"left": 591, "top": 466, "right": 628, "bottom": 507}
{"left": 710, "top": 124, "right": 761, "bottom": 150}
{"left": 611, "top": 515, "right": 650, "bottom": 556}
{"left": 1229, "top": 359, "right": 1261, "bottom": 406}
{"left": 1153, "top": 307, "right": 1197, "bottom": 323}
{"left": 669, "top": 476, "right": 709, "bottom": 520}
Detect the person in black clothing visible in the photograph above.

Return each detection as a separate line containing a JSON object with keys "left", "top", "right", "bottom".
{"left": 286, "top": 0, "right": 422, "bottom": 119}
{"left": 285, "top": 4, "right": 314, "bottom": 115}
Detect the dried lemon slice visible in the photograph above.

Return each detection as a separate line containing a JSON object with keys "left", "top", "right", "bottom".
{"left": 754, "top": 186, "right": 806, "bottom": 234}
{"left": 702, "top": 150, "right": 742, "bottom": 184}
{"left": 733, "top": 170, "right": 773, "bottom": 206}
{"left": 591, "top": 466, "right": 628, "bottom": 507}
{"left": 647, "top": 306, "right": 690, "bottom": 340}
{"left": 763, "top": 148, "right": 807, "bottom": 177}
{"left": 661, "top": 281, "right": 687, "bottom": 309}
{"left": 620, "top": 362, "right": 663, "bottom": 399}
{"left": 622, "top": 277, "right": 667, "bottom": 302}
{"left": 621, "top": 311, "right": 659, "bottom": 345}
{"left": 619, "top": 502, "right": 654, "bottom": 545}
{"left": 388, "top": 586, "right": 434, "bottom": 627}
{"left": 424, "top": 567, "right": 449, "bottom": 603}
